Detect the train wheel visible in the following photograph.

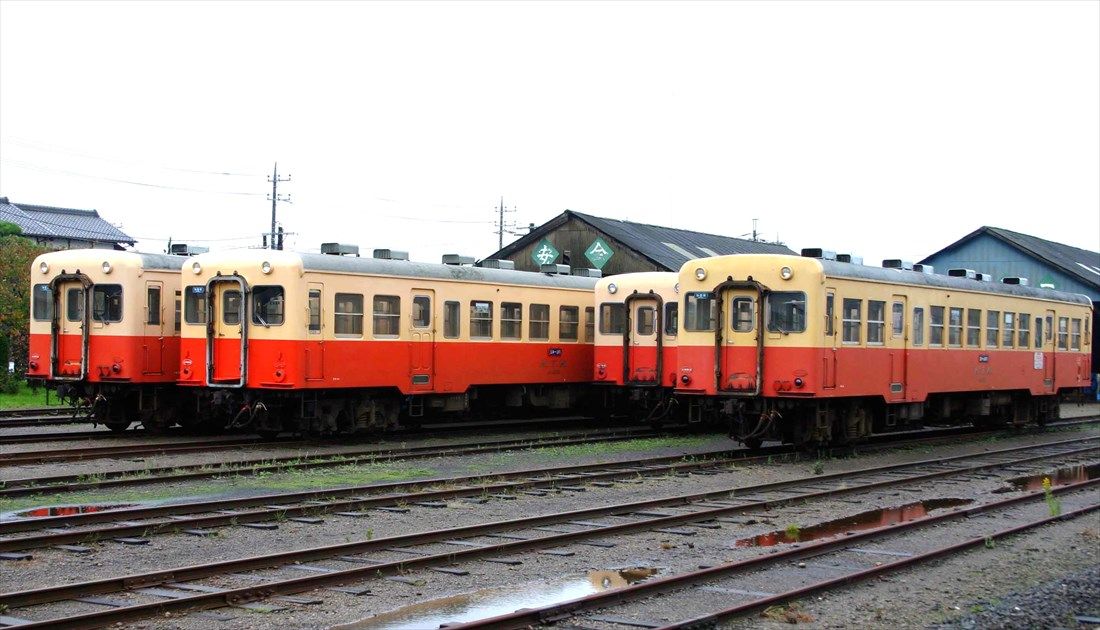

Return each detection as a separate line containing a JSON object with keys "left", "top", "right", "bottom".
{"left": 257, "top": 429, "right": 281, "bottom": 441}
{"left": 742, "top": 437, "right": 763, "bottom": 450}
{"left": 105, "top": 421, "right": 130, "bottom": 433}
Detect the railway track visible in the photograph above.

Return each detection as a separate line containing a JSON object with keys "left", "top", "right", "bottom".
{"left": 0, "top": 436, "right": 307, "bottom": 466}
{"left": 0, "top": 435, "right": 1095, "bottom": 628}
{"left": 0, "top": 407, "right": 66, "bottom": 419}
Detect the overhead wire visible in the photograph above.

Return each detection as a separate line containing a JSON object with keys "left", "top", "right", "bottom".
{"left": 1, "top": 136, "right": 262, "bottom": 177}
{"left": 1, "top": 160, "right": 266, "bottom": 196}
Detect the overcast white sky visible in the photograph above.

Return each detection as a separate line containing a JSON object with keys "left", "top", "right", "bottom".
{"left": 2, "top": 0, "right": 1097, "bottom": 268}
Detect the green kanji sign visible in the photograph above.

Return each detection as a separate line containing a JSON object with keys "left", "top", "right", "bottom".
{"left": 584, "top": 237, "right": 614, "bottom": 269}
{"left": 531, "top": 239, "right": 561, "bottom": 266}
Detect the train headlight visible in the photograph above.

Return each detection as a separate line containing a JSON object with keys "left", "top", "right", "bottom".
{"left": 39, "top": 261, "right": 49, "bottom": 274}
{"left": 191, "top": 261, "right": 202, "bottom": 274}
{"left": 780, "top": 266, "right": 793, "bottom": 280}
{"left": 607, "top": 283, "right": 617, "bottom": 295}
{"left": 695, "top": 267, "right": 707, "bottom": 281}
{"left": 261, "top": 261, "right": 272, "bottom": 274}
{"left": 101, "top": 261, "right": 113, "bottom": 274}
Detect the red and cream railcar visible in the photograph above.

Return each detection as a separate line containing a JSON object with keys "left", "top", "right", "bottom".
{"left": 669, "top": 253, "right": 1093, "bottom": 447}
{"left": 593, "top": 272, "right": 681, "bottom": 422}
{"left": 26, "top": 249, "right": 186, "bottom": 431}
{"left": 177, "top": 249, "right": 599, "bottom": 435}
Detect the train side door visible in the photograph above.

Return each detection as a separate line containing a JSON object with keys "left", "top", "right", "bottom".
{"left": 888, "top": 295, "right": 907, "bottom": 399}
{"left": 207, "top": 277, "right": 247, "bottom": 386}
{"left": 142, "top": 281, "right": 164, "bottom": 375}
{"left": 624, "top": 293, "right": 662, "bottom": 384}
{"left": 305, "top": 283, "right": 324, "bottom": 381}
{"left": 718, "top": 287, "right": 762, "bottom": 394}
{"left": 1041, "top": 309, "right": 1056, "bottom": 392}
{"left": 53, "top": 280, "right": 89, "bottom": 379}
{"left": 409, "top": 289, "right": 434, "bottom": 390}
{"left": 823, "top": 289, "right": 837, "bottom": 389}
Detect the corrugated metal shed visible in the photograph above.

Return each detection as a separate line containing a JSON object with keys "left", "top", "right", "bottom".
{"left": 0, "top": 197, "right": 135, "bottom": 248}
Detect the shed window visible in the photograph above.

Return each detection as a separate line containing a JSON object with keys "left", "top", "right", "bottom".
{"left": 664, "top": 303, "right": 678, "bottom": 336}
{"left": 966, "top": 309, "right": 981, "bottom": 347}
{"left": 947, "top": 307, "right": 962, "bottom": 347}
{"left": 599, "top": 303, "right": 625, "bottom": 335}
{"left": 444, "top": 301, "right": 460, "bottom": 338}
{"left": 470, "top": 301, "right": 493, "bottom": 339}
{"left": 929, "top": 306, "right": 944, "bottom": 347}
{"left": 1002, "top": 312, "right": 1015, "bottom": 348}
{"left": 636, "top": 306, "right": 656, "bottom": 336}
{"left": 308, "top": 290, "right": 321, "bottom": 333}
{"left": 147, "top": 286, "right": 161, "bottom": 325}
{"left": 912, "top": 307, "right": 924, "bottom": 346}
{"left": 685, "top": 292, "right": 715, "bottom": 331}
{"left": 584, "top": 307, "right": 595, "bottom": 342}
{"left": 501, "top": 302, "right": 522, "bottom": 340}
{"left": 184, "top": 286, "right": 206, "bottom": 324}
{"left": 1018, "top": 313, "right": 1031, "bottom": 348}
{"left": 560, "top": 305, "right": 579, "bottom": 341}
{"left": 867, "top": 300, "right": 885, "bottom": 344}
{"left": 252, "top": 286, "right": 285, "bottom": 326}
{"left": 842, "top": 298, "right": 862, "bottom": 344}
{"left": 32, "top": 284, "right": 52, "bottom": 321}
{"left": 530, "top": 304, "right": 550, "bottom": 340}
{"left": 373, "top": 296, "right": 401, "bottom": 336}
{"left": 334, "top": 293, "right": 364, "bottom": 336}
{"left": 223, "top": 290, "right": 241, "bottom": 325}
{"left": 731, "top": 297, "right": 754, "bottom": 332}
{"left": 92, "top": 285, "right": 123, "bottom": 323}
{"left": 986, "top": 311, "right": 1000, "bottom": 348}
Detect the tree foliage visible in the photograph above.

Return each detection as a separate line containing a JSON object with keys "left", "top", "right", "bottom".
{"left": 0, "top": 221, "right": 22, "bottom": 237}
{"left": 0, "top": 235, "right": 51, "bottom": 376}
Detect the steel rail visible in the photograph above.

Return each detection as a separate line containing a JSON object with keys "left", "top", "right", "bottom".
{"left": 0, "top": 437, "right": 305, "bottom": 466}
{"left": 0, "top": 407, "right": 67, "bottom": 419}
{"left": 1, "top": 437, "right": 1095, "bottom": 619}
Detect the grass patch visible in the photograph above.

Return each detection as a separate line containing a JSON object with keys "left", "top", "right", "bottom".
{"left": 0, "top": 382, "right": 65, "bottom": 409}
{"left": 254, "top": 463, "right": 436, "bottom": 491}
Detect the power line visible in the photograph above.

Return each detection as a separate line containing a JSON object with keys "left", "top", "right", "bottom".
{"left": 1, "top": 159, "right": 266, "bottom": 196}
{"left": 1, "top": 136, "right": 262, "bottom": 177}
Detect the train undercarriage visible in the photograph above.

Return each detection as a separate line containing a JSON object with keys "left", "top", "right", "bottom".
{"left": 33, "top": 378, "right": 191, "bottom": 433}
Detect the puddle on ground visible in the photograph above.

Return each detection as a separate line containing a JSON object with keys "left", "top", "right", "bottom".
{"left": 996, "top": 463, "right": 1099, "bottom": 493}
{"left": 334, "top": 567, "right": 660, "bottom": 629}
{"left": 15, "top": 504, "right": 137, "bottom": 518}
{"left": 734, "top": 498, "right": 973, "bottom": 547}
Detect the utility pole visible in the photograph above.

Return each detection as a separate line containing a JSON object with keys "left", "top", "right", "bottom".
{"left": 495, "top": 197, "right": 516, "bottom": 250}
{"left": 267, "top": 163, "right": 291, "bottom": 250}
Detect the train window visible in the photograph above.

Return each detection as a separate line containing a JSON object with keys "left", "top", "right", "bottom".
{"left": 731, "top": 298, "right": 754, "bottom": 332}
{"left": 1035, "top": 316, "right": 1043, "bottom": 349}
{"left": 985, "top": 311, "right": 999, "bottom": 348}
{"left": 308, "top": 290, "right": 321, "bottom": 333}
{"left": 867, "top": 300, "right": 886, "bottom": 344}
{"left": 599, "top": 303, "right": 625, "bottom": 335}
{"left": 501, "top": 302, "right": 522, "bottom": 340}
{"left": 636, "top": 307, "right": 656, "bottom": 336}
{"left": 1057, "top": 317, "right": 1069, "bottom": 350}
{"left": 223, "top": 290, "right": 242, "bottom": 325}
{"left": 92, "top": 285, "right": 123, "bottom": 323}
{"left": 530, "top": 304, "right": 550, "bottom": 340}
{"left": 470, "top": 301, "right": 493, "bottom": 339}
{"left": 685, "top": 292, "right": 716, "bottom": 332}
{"left": 585, "top": 307, "right": 596, "bottom": 342}
{"left": 825, "top": 294, "right": 835, "bottom": 336}
{"left": 374, "top": 296, "right": 401, "bottom": 337}
{"left": 147, "top": 286, "right": 161, "bottom": 325}
{"left": 32, "top": 284, "right": 52, "bottom": 321}
{"left": 966, "top": 309, "right": 981, "bottom": 347}
{"left": 184, "top": 286, "right": 207, "bottom": 324}
{"left": 1045, "top": 315, "right": 1053, "bottom": 342}
{"left": 1086, "top": 317, "right": 1091, "bottom": 346}
{"left": 891, "top": 302, "right": 904, "bottom": 338}
{"left": 334, "top": 293, "right": 364, "bottom": 336}
{"left": 1002, "top": 312, "right": 1015, "bottom": 348}
{"left": 664, "top": 303, "right": 678, "bottom": 337}
{"left": 560, "top": 305, "right": 580, "bottom": 341}
{"left": 174, "top": 291, "right": 181, "bottom": 333}
{"left": 1070, "top": 319, "right": 1081, "bottom": 350}
{"left": 253, "top": 286, "right": 285, "bottom": 326}
{"left": 768, "top": 292, "right": 807, "bottom": 334}
{"left": 912, "top": 307, "right": 924, "bottom": 346}
{"left": 1018, "top": 313, "right": 1031, "bottom": 348}
{"left": 947, "top": 307, "right": 962, "bottom": 347}
{"left": 842, "top": 298, "right": 862, "bottom": 344}
{"left": 412, "top": 296, "right": 431, "bottom": 329}
{"left": 444, "top": 301, "right": 460, "bottom": 338}
{"left": 67, "top": 288, "right": 84, "bottom": 322}
{"left": 929, "top": 306, "right": 944, "bottom": 347}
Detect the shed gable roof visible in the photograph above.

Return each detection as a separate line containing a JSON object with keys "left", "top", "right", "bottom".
{"left": 0, "top": 198, "right": 135, "bottom": 245}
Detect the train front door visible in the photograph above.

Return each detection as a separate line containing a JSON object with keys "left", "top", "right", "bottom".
{"left": 624, "top": 293, "right": 662, "bottom": 385}
{"left": 716, "top": 284, "right": 764, "bottom": 394}
{"left": 143, "top": 281, "right": 164, "bottom": 375}
{"left": 409, "top": 290, "right": 434, "bottom": 391}
{"left": 207, "top": 277, "right": 248, "bottom": 387}
{"left": 52, "top": 277, "right": 90, "bottom": 380}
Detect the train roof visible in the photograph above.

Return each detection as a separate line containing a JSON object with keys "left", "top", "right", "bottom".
{"left": 35, "top": 249, "right": 183, "bottom": 272}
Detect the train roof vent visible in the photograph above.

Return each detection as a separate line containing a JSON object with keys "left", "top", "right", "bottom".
{"left": 836, "top": 253, "right": 863, "bottom": 265}
{"left": 800, "top": 248, "right": 837, "bottom": 261}
{"left": 572, "top": 268, "right": 603, "bottom": 278}
{"left": 479, "top": 259, "right": 516, "bottom": 270}
{"left": 1002, "top": 277, "right": 1029, "bottom": 285}
{"left": 373, "top": 249, "right": 409, "bottom": 261}
{"left": 882, "top": 259, "right": 914, "bottom": 270}
{"left": 321, "top": 243, "right": 360, "bottom": 256}
{"left": 540, "top": 263, "right": 570, "bottom": 275}
{"left": 975, "top": 272, "right": 994, "bottom": 282}
{"left": 442, "top": 254, "right": 475, "bottom": 266}
{"left": 913, "top": 263, "right": 934, "bottom": 274}
{"left": 168, "top": 243, "right": 209, "bottom": 256}
{"left": 947, "top": 268, "right": 977, "bottom": 279}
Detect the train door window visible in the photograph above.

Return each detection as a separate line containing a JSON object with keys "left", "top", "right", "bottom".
{"left": 664, "top": 303, "right": 678, "bottom": 337}
{"left": 373, "top": 296, "right": 401, "bottom": 337}
{"left": 1057, "top": 317, "right": 1069, "bottom": 350}
{"left": 184, "top": 286, "right": 207, "bottom": 324}
{"left": 308, "top": 290, "right": 322, "bottom": 333}
{"left": 443, "top": 301, "right": 460, "bottom": 338}
{"left": 599, "top": 303, "right": 625, "bottom": 334}
{"left": 1086, "top": 318, "right": 1091, "bottom": 346}
{"left": 867, "top": 300, "right": 886, "bottom": 344}
{"left": 412, "top": 296, "right": 431, "bottom": 329}
{"left": 825, "top": 294, "right": 835, "bottom": 337}
{"left": 768, "top": 292, "right": 807, "bottom": 333}
{"left": 334, "top": 293, "right": 364, "bottom": 336}
{"left": 636, "top": 307, "right": 656, "bottom": 335}
{"left": 92, "top": 285, "right": 123, "bottom": 323}
{"left": 1002, "top": 312, "right": 1015, "bottom": 348}
{"left": 560, "top": 305, "right": 580, "bottom": 341}
{"left": 966, "top": 309, "right": 981, "bottom": 347}
{"left": 253, "top": 286, "right": 285, "bottom": 326}
{"left": 470, "top": 301, "right": 493, "bottom": 339}
{"left": 1034, "top": 316, "right": 1043, "bottom": 349}
{"left": 501, "top": 302, "right": 522, "bottom": 339}
{"left": 1045, "top": 315, "right": 1053, "bottom": 342}
{"left": 842, "top": 298, "right": 862, "bottom": 344}
{"left": 929, "top": 306, "right": 944, "bottom": 347}
{"left": 530, "top": 304, "right": 550, "bottom": 340}
{"left": 1070, "top": 319, "right": 1081, "bottom": 350}
{"left": 147, "top": 286, "right": 161, "bottom": 325}
{"left": 685, "top": 292, "right": 716, "bottom": 331}
{"left": 891, "top": 302, "right": 904, "bottom": 338}
{"left": 947, "top": 307, "right": 962, "bottom": 347}
{"left": 912, "top": 307, "right": 924, "bottom": 346}
{"left": 731, "top": 298, "right": 754, "bottom": 332}
{"left": 985, "top": 311, "right": 999, "bottom": 348}
{"left": 1018, "top": 313, "right": 1031, "bottom": 348}
{"left": 174, "top": 291, "right": 181, "bottom": 333}
{"left": 66, "top": 288, "right": 83, "bottom": 322}
{"left": 223, "top": 290, "right": 241, "bottom": 325}
{"left": 32, "top": 284, "right": 52, "bottom": 321}
{"left": 584, "top": 307, "right": 595, "bottom": 342}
